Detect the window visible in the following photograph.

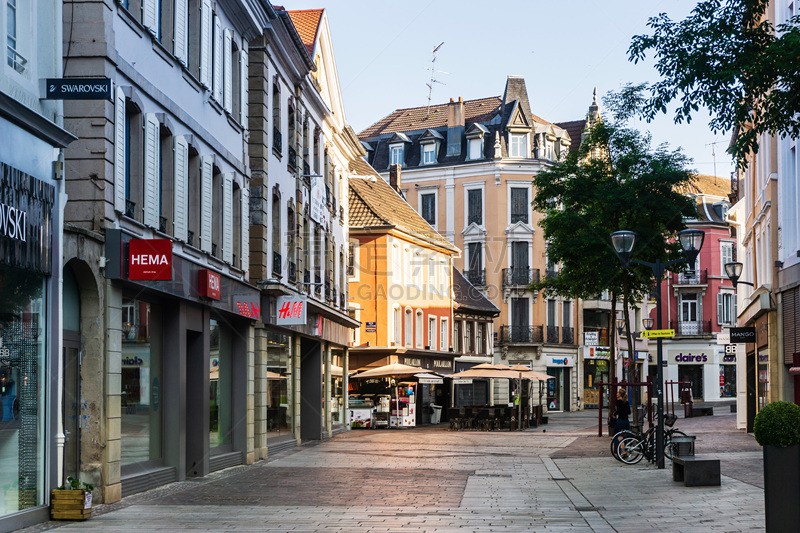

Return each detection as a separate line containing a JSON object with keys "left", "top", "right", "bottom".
{"left": 718, "top": 292, "right": 736, "bottom": 325}
{"left": 404, "top": 247, "right": 412, "bottom": 285}
{"left": 421, "top": 193, "right": 436, "bottom": 226}
{"left": 510, "top": 188, "right": 529, "bottom": 224}
{"left": 468, "top": 138, "right": 482, "bottom": 160}
{"left": 347, "top": 242, "right": 357, "bottom": 278}
{"left": 563, "top": 300, "right": 572, "bottom": 327}
{"left": 390, "top": 145, "right": 404, "bottom": 166}
{"left": 465, "top": 321, "right": 474, "bottom": 353}
{"left": 467, "top": 242, "right": 483, "bottom": 286}
{"left": 428, "top": 257, "right": 436, "bottom": 290}
{"left": 720, "top": 242, "right": 734, "bottom": 276}
{"left": 509, "top": 133, "right": 527, "bottom": 158}
{"left": 428, "top": 317, "right": 436, "bottom": 348}
{"left": 453, "top": 320, "right": 461, "bottom": 353}
{"left": 440, "top": 318, "right": 448, "bottom": 351}
{"left": 477, "top": 323, "right": 486, "bottom": 354}
{"left": 405, "top": 308, "right": 413, "bottom": 347}
{"left": 6, "top": 0, "right": 24, "bottom": 71}
{"left": 394, "top": 307, "right": 402, "bottom": 344}
{"left": 416, "top": 310, "right": 423, "bottom": 348}
{"left": 272, "top": 81, "right": 281, "bottom": 153}
{"left": 547, "top": 299, "right": 557, "bottom": 326}
{"left": 422, "top": 143, "right": 436, "bottom": 165}
{"left": 467, "top": 188, "right": 482, "bottom": 225}
{"left": 392, "top": 243, "right": 401, "bottom": 283}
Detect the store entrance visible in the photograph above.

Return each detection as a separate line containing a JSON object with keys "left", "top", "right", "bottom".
{"left": 62, "top": 332, "right": 81, "bottom": 482}
{"left": 547, "top": 368, "right": 566, "bottom": 412}
{"left": 678, "top": 365, "right": 704, "bottom": 401}
{"left": 300, "top": 338, "right": 322, "bottom": 440}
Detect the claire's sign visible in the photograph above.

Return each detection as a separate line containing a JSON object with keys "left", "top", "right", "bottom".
{"left": 128, "top": 239, "right": 172, "bottom": 280}
{"left": 198, "top": 269, "right": 221, "bottom": 300}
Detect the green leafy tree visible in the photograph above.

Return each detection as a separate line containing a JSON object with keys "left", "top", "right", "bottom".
{"left": 532, "top": 104, "right": 696, "bottom": 418}
{"left": 627, "top": 0, "right": 800, "bottom": 168}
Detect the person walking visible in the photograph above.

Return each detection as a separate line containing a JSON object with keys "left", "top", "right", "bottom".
{"left": 614, "top": 388, "right": 631, "bottom": 433}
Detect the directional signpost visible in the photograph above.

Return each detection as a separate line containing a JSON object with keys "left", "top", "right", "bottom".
{"left": 641, "top": 329, "right": 675, "bottom": 338}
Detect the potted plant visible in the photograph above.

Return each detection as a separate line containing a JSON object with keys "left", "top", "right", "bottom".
{"left": 753, "top": 401, "right": 800, "bottom": 533}
{"left": 50, "top": 476, "right": 94, "bottom": 521}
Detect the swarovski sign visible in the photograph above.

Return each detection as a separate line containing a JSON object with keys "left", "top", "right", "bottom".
{"left": 0, "top": 202, "right": 26, "bottom": 242}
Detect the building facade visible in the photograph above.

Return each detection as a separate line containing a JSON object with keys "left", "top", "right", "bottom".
{"left": 60, "top": 0, "right": 266, "bottom": 503}
{"left": 357, "top": 77, "right": 585, "bottom": 411}
{"left": 0, "top": 0, "right": 75, "bottom": 528}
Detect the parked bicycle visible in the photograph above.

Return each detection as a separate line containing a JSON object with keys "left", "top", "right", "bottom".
{"left": 611, "top": 414, "right": 687, "bottom": 464}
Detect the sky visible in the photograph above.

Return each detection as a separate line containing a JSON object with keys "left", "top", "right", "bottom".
{"left": 287, "top": 0, "right": 736, "bottom": 179}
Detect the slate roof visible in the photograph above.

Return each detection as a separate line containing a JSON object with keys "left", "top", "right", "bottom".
{"left": 286, "top": 9, "right": 323, "bottom": 57}
{"left": 348, "top": 158, "right": 459, "bottom": 253}
{"left": 453, "top": 269, "right": 501, "bottom": 316}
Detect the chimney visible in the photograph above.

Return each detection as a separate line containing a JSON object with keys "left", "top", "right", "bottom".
{"left": 389, "top": 164, "right": 402, "bottom": 192}
{"left": 446, "top": 96, "right": 465, "bottom": 157}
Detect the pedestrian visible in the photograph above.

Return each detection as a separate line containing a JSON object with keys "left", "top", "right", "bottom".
{"left": 614, "top": 388, "right": 631, "bottom": 433}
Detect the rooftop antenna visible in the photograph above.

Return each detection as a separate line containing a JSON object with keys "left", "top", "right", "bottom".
{"left": 425, "top": 42, "right": 447, "bottom": 119}
{"left": 705, "top": 140, "right": 725, "bottom": 184}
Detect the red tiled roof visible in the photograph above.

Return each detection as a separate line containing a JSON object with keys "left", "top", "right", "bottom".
{"left": 287, "top": 9, "right": 323, "bottom": 57}
{"left": 677, "top": 174, "right": 732, "bottom": 198}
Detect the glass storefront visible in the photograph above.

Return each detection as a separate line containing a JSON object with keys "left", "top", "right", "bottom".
{"left": 121, "top": 298, "right": 163, "bottom": 466}
{"left": 0, "top": 265, "right": 46, "bottom": 517}
{"left": 720, "top": 364, "right": 736, "bottom": 398}
{"left": 266, "top": 331, "right": 293, "bottom": 439}
{"left": 583, "top": 359, "right": 609, "bottom": 408}
{"left": 547, "top": 368, "right": 564, "bottom": 411}
{"left": 758, "top": 349, "right": 769, "bottom": 410}
{"left": 209, "top": 318, "right": 232, "bottom": 450}
{"left": 331, "top": 350, "right": 344, "bottom": 427}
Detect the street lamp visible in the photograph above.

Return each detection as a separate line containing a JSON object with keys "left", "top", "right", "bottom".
{"left": 642, "top": 318, "right": 654, "bottom": 331}
{"left": 610, "top": 228, "right": 704, "bottom": 469}
{"left": 724, "top": 262, "right": 755, "bottom": 289}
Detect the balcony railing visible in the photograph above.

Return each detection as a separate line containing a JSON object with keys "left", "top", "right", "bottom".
{"left": 670, "top": 320, "right": 712, "bottom": 336}
{"left": 546, "top": 325, "right": 560, "bottom": 343}
{"left": 288, "top": 146, "right": 297, "bottom": 170}
{"left": 339, "top": 293, "right": 346, "bottom": 309}
{"left": 272, "top": 251, "right": 282, "bottom": 276}
{"left": 314, "top": 274, "right": 322, "bottom": 296}
{"left": 498, "top": 325, "right": 544, "bottom": 344}
{"left": 303, "top": 269, "right": 311, "bottom": 292}
{"left": 187, "top": 230, "right": 194, "bottom": 247}
{"left": 464, "top": 269, "right": 486, "bottom": 287}
{"left": 562, "top": 327, "right": 575, "bottom": 344}
{"left": 288, "top": 261, "right": 297, "bottom": 283}
{"left": 125, "top": 199, "right": 136, "bottom": 219}
{"left": 545, "top": 268, "right": 558, "bottom": 279}
{"left": 159, "top": 216, "right": 167, "bottom": 233}
{"left": 502, "top": 267, "right": 540, "bottom": 289}
{"left": 672, "top": 269, "right": 708, "bottom": 285}
{"left": 303, "top": 161, "right": 310, "bottom": 176}
{"left": 273, "top": 127, "right": 282, "bottom": 153}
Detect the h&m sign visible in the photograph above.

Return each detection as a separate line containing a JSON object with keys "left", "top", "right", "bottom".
{"left": 275, "top": 295, "right": 307, "bottom": 325}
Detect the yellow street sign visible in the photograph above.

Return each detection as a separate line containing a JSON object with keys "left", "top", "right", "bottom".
{"left": 641, "top": 329, "right": 675, "bottom": 338}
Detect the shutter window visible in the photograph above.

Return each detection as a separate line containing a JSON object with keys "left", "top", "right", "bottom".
{"left": 213, "top": 15, "right": 223, "bottom": 102}
{"left": 239, "top": 48, "right": 248, "bottom": 125}
{"left": 173, "top": 136, "right": 189, "bottom": 241}
{"left": 784, "top": 287, "right": 799, "bottom": 364}
{"left": 222, "top": 173, "right": 233, "bottom": 264}
{"left": 174, "top": 0, "right": 188, "bottom": 64}
{"left": 223, "top": 29, "right": 233, "bottom": 113}
{"left": 717, "top": 293, "right": 724, "bottom": 326}
{"left": 241, "top": 185, "right": 250, "bottom": 275}
{"left": 143, "top": 113, "right": 160, "bottom": 229}
{"left": 114, "top": 86, "right": 126, "bottom": 213}
{"left": 200, "top": 156, "right": 213, "bottom": 253}
{"left": 143, "top": 0, "right": 158, "bottom": 35}
{"left": 199, "top": 0, "right": 212, "bottom": 88}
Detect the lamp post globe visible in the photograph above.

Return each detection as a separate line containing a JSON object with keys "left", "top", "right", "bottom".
{"left": 642, "top": 318, "right": 654, "bottom": 330}
{"left": 678, "top": 229, "right": 704, "bottom": 264}
{"left": 610, "top": 231, "right": 636, "bottom": 268}
{"left": 724, "top": 261, "right": 743, "bottom": 284}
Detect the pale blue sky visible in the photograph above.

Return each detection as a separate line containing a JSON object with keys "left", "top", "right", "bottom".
{"left": 288, "top": 1, "right": 735, "bottom": 179}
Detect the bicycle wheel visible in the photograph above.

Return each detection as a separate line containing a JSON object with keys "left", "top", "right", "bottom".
{"left": 610, "top": 430, "right": 638, "bottom": 461}
{"left": 664, "top": 430, "right": 687, "bottom": 460}
{"left": 618, "top": 437, "right": 644, "bottom": 465}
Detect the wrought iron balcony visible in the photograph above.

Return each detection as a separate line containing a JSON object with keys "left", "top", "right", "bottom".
{"left": 545, "top": 268, "right": 558, "bottom": 279}
{"left": 546, "top": 325, "right": 560, "bottom": 343}
{"left": 672, "top": 269, "right": 708, "bottom": 285}
{"left": 124, "top": 199, "right": 136, "bottom": 219}
{"left": 159, "top": 216, "right": 167, "bottom": 233}
{"left": 324, "top": 281, "right": 332, "bottom": 302}
{"left": 464, "top": 269, "right": 486, "bottom": 287}
{"left": 187, "top": 230, "right": 194, "bottom": 247}
{"left": 314, "top": 274, "right": 322, "bottom": 295}
{"left": 561, "top": 327, "right": 575, "bottom": 345}
{"left": 502, "top": 267, "right": 540, "bottom": 289}
{"left": 272, "top": 127, "right": 282, "bottom": 153}
{"left": 303, "top": 161, "right": 310, "bottom": 176}
{"left": 670, "top": 320, "right": 712, "bottom": 336}
{"left": 288, "top": 146, "right": 297, "bottom": 170}
{"left": 272, "top": 251, "right": 282, "bottom": 276}
{"left": 498, "top": 325, "right": 544, "bottom": 344}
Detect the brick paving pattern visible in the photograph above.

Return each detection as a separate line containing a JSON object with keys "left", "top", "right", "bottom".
{"left": 19, "top": 410, "right": 765, "bottom": 532}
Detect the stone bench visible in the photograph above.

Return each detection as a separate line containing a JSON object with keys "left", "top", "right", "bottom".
{"left": 672, "top": 455, "right": 721, "bottom": 487}
{"left": 688, "top": 407, "right": 714, "bottom": 417}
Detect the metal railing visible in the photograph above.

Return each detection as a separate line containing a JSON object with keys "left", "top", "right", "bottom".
{"left": 187, "top": 230, "right": 194, "bottom": 247}
{"left": 125, "top": 199, "right": 136, "bottom": 219}
{"left": 464, "top": 269, "right": 486, "bottom": 287}
{"left": 314, "top": 274, "right": 322, "bottom": 296}
{"left": 501, "top": 267, "right": 540, "bottom": 289}
{"left": 288, "top": 261, "right": 296, "bottom": 282}
{"left": 669, "top": 320, "right": 712, "bottom": 336}
{"left": 562, "top": 327, "right": 575, "bottom": 344}
{"left": 545, "top": 268, "right": 558, "bottom": 279}
{"left": 498, "top": 325, "right": 544, "bottom": 344}
{"left": 159, "top": 216, "right": 167, "bottom": 233}
{"left": 273, "top": 127, "right": 282, "bottom": 153}
{"left": 288, "top": 146, "right": 297, "bottom": 170}
{"left": 546, "top": 325, "right": 560, "bottom": 343}
{"left": 340, "top": 292, "right": 346, "bottom": 309}
{"left": 672, "top": 269, "right": 708, "bottom": 285}
{"left": 272, "top": 251, "right": 282, "bottom": 276}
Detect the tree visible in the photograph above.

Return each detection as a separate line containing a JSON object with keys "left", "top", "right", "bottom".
{"left": 627, "top": 0, "right": 800, "bottom": 168}
{"left": 532, "top": 105, "right": 696, "bottom": 422}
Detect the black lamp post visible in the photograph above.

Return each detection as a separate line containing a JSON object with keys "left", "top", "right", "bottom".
{"left": 724, "top": 261, "right": 755, "bottom": 289}
{"left": 610, "top": 228, "right": 704, "bottom": 469}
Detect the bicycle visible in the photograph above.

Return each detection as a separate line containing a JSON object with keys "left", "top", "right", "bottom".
{"left": 612, "top": 414, "right": 686, "bottom": 464}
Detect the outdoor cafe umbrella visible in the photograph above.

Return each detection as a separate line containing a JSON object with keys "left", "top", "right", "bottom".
{"left": 350, "top": 363, "right": 432, "bottom": 416}
{"left": 510, "top": 365, "right": 553, "bottom": 417}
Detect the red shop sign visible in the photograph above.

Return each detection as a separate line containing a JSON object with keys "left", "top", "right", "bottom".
{"left": 198, "top": 269, "right": 221, "bottom": 300}
{"left": 128, "top": 239, "right": 173, "bottom": 281}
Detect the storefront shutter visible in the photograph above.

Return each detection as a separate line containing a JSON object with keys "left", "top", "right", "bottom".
{"left": 143, "top": 113, "right": 160, "bottom": 229}
{"left": 173, "top": 136, "right": 189, "bottom": 241}
{"left": 223, "top": 29, "right": 232, "bottom": 113}
{"left": 174, "top": 0, "right": 188, "bottom": 65}
{"left": 239, "top": 48, "right": 248, "bottom": 125}
{"left": 241, "top": 185, "right": 249, "bottom": 275}
{"left": 142, "top": 0, "right": 158, "bottom": 35}
{"left": 222, "top": 173, "right": 233, "bottom": 264}
{"left": 114, "top": 86, "right": 126, "bottom": 213}
{"left": 200, "top": 156, "right": 213, "bottom": 253}
{"left": 784, "top": 287, "right": 799, "bottom": 364}
{"left": 213, "top": 15, "right": 222, "bottom": 103}
{"left": 199, "top": 0, "right": 212, "bottom": 88}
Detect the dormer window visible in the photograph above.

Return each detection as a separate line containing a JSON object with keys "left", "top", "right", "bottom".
{"left": 390, "top": 145, "right": 404, "bottom": 166}
{"left": 468, "top": 138, "right": 482, "bottom": 160}
{"left": 465, "top": 123, "right": 488, "bottom": 161}
{"left": 422, "top": 143, "right": 436, "bottom": 165}
{"left": 509, "top": 133, "right": 528, "bottom": 158}
{"left": 418, "top": 129, "right": 443, "bottom": 166}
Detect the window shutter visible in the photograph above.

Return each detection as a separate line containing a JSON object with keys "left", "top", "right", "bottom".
{"left": 213, "top": 15, "right": 222, "bottom": 102}
{"left": 223, "top": 29, "right": 233, "bottom": 113}
{"left": 200, "top": 156, "right": 213, "bottom": 253}
{"left": 114, "top": 86, "right": 126, "bottom": 213}
{"left": 143, "top": 0, "right": 158, "bottom": 35}
{"left": 241, "top": 185, "right": 250, "bottom": 275}
{"left": 717, "top": 293, "right": 724, "bottom": 325}
{"left": 143, "top": 113, "right": 160, "bottom": 229}
{"left": 173, "top": 136, "right": 189, "bottom": 241}
{"left": 222, "top": 173, "right": 233, "bottom": 264}
{"left": 199, "top": 0, "right": 212, "bottom": 88}
{"left": 239, "top": 48, "right": 248, "bottom": 125}
{"left": 174, "top": 0, "right": 188, "bottom": 64}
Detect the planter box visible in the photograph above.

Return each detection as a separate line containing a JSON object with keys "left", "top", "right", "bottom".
{"left": 50, "top": 489, "right": 92, "bottom": 520}
{"left": 763, "top": 445, "right": 800, "bottom": 533}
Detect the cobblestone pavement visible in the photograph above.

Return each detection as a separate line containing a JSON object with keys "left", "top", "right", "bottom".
{"left": 22, "top": 410, "right": 765, "bottom": 532}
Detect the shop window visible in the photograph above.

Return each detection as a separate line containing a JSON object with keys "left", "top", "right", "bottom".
{"left": 266, "top": 331, "right": 293, "bottom": 438}
{"left": 121, "top": 298, "right": 163, "bottom": 467}
{"left": 209, "top": 318, "right": 233, "bottom": 450}
{"left": 331, "top": 351, "right": 345, "bottom": 426}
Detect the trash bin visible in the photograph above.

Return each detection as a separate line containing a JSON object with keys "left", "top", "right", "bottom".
{"left": 672, "top": 435, "right": 696, "bottom": 456}
{"left": 430, "top": 404, "right": 442, "bottom": 424}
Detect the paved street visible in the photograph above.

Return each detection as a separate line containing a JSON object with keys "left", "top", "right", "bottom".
{"left": 24, "top": 410, "right": 764, "bottom": 532}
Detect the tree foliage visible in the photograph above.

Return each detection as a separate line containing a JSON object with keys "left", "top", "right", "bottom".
{"left": 627, "top": 0, "right": 800, "bottom": 168}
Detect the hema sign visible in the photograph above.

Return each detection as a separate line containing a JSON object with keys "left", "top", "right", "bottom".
{"left": 128, "top": 239, "right": 172, "bottom": 280}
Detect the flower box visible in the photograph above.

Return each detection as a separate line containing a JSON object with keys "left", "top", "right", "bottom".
{"left": 50, "top": 489, "right": 92, "bottom": 520}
